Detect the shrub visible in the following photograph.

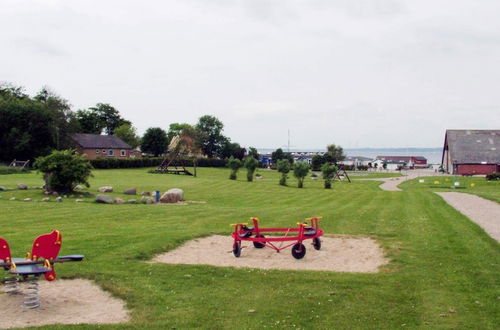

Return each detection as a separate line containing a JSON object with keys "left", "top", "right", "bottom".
{"left": 486, "top": 172, "right": 500, "bottom": 181}
{"left": 244, "top": 156, "right": 259, "bottom": 182}
{"left": 293, "top": 162, "right": 310, "bottom": 188}
{"left": 226, "top": 156, "right": 242, "bottom": 180}
{"left": 321, "top": 163, "right": 338, "bottom": 189}
{"left": 34, "top": 149, "right": 93, "bottom": 193}
{"left": 277, "top": 159, "right": 290, "bottom": 186}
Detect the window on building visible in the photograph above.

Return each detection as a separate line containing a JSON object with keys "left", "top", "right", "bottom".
{"left": 108, "top": 150, "right": 114, "bottom": 156}
{"left": 96, "top": 149, "right": 100, "bottom": 154}
{"left": 120, "top": 150, "right": 126, "bottom": 157}
{"left": 102, "top": 150, "right": 106, "bottom": 154}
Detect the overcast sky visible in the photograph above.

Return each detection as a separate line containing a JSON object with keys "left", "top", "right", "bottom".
{"left": 1, "top": 0, "right": 499, "bottom": 149}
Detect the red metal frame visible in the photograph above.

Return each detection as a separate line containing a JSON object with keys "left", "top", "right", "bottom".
{"left": 231, "top": 217, "right": 323, "bottom": 254}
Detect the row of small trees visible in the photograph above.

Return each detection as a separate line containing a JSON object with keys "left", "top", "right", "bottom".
{"left": 228, "top": 157, "right": 338, "bottom": 189}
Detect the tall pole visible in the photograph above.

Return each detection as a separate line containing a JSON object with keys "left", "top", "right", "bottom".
{"left": 288, "top": 129, "right": 290, "bottom": 153}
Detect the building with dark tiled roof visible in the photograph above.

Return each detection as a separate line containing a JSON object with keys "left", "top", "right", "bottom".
{"left": 70, "top": 133, "right": 141, "bottom": 159}
{"left": 441, "top": 129, "right": 500, "bottom": 175}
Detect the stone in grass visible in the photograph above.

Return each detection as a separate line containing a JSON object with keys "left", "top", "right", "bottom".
{"left": 56, "top": 197, "right": 63, "bottom": 203}
{"left": 52, "top": 191, "right": 59, "bottom": 196}
{"left": 140, "top": 196, "right": 155, "bottom": 204}
{"left": 141, "top": 191, "right": 151, "bottom": 196}
{"left": 123, "top": 188, "right": 136, "bottom": 195}
{"left": 114, "top": 197, "right": 125, "bottom": 204}
{"left": 17, "top": 184, "right": 28, "bottom": 190}
{"left": 23, "top": 198, "right": 32, "bottom": 202}
{"left": 96, "top": 194, "right": 114, "bottom": 204}
{"left": 73, "top": 184, "right": 84, "bottom": 191}
{"left": 75, "top": 199, "right": 84, "bottom": 203}
{"left": 42, "top": 197, "right": 50, "bottom": 202}
{"left": 10, "top": 197, "right": 16, "bottom": 201}
{"left": 127, "top": 199, "right": 137, "bottom": 204}
{"left": 0, "top": 186, "right": 6, "bottom": 191}
{"left": 98, "top": 186, "right": 113, "bottom": 193}
{"left": 160, "top": 188, "right": 184, "bottom": 204}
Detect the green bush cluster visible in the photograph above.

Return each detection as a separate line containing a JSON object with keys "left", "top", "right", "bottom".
{"left": 486, "top": 172, "right": 500, "bottom": 181}
{"left": 89, "top": 157, "right": 226, "bottom": 169}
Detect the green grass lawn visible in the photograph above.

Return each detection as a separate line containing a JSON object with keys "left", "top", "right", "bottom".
{"left": 0, "top": 168, "right": 498, "bottom": 329}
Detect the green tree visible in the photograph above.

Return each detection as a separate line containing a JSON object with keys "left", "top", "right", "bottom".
{"left": 277, "top": 159, "right": 290, "bottom": 186}
{"left": 227, "top": 156, "right": 242, "bottom": 180}
{"left": 243, "top": 156, "right": 259, "bottom": 182}
{"left": 219, "top": 138, "right": 245, "bottom": 160}
{"left": 321, "top": 163, "right": 338, "bottom": 189}
{"left": 114, "top": 124, "right": 141, "bottom": 149}
{"left": 272, "top": 148, "right": 294, "bottom": 165}
{"left": 90, "top": 103, "right": 130, "bottom": 135}
{"left": 196, "top": 115, "right": 225, "bottom": 158}
{"left": 248, "top": 147, "right": 259, "bottom": 160}
{"left": 311, "top": 154, "right": 326, "bottom": 171}
{"left": 167, "top": 123, "right": 195, "bottom": 147}
{"left": 293, "top": 162, "right": 310, "bottom": 188}
{"left": 34, "top": 149, "right": 93, "bottom": 193}
{"left": 75, "top": 109, "right": 104, "bottom": 134}
{"left": 141, "top": 127, "right": 168, "bottom": 156}
{"left": 325, "top": 144, "right": 346, "bottom": 164}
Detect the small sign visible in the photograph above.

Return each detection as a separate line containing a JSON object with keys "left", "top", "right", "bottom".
{"left": 454, "top": 182, "right": 460, "bottom": 186}
{"left": 419, "top": 179, "right": 425, "bottom": 183}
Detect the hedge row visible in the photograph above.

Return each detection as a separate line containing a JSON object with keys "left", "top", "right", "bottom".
{"left": 89, "top": 157, "right": 226, "bottom": 169}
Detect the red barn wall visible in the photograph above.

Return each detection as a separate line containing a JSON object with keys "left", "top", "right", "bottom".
{"left": 456, "top": 164, "right": 497, "bottom": 175}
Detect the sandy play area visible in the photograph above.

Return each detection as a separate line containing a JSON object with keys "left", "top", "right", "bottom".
{"left": 151, "top": 235, "right": 388, "bottom": 273}
{"left": 0, "top": 279, "right": 129, "bottom": 329}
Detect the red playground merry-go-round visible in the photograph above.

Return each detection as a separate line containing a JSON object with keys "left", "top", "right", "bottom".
{"left": 230, "top": 217, "right": 323, "bottom": 259}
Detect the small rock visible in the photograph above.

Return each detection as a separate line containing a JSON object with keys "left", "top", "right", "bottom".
{"left": 75, "top": 199, "right": 84, "bottom": 203}
{"left": 329, "top": 291, "right": 336, "bottom": 295}
{"left": 140, "top": 196, "right": 155, "bottom": 204}
{"left": 52, "top": 191, "right": 59, "bottom": 196}
{"left": 123, "top": 188, "right": 137, "bottom": 195}
{"left": 248, "top": 309, "right": 256, "bottom": 313}
{"left": 184, "top": 274, "right": 192, "bottom": 278}
{"left": 96, "top": 194, "right": 114, "bottom": 204}
{"left": 42, "top": 197, "right": 50, "bottom": 202}
{"left": 17, "top": 184, "right": 28, "bottom": 190}
{"left": 56, "top": 197, "right": 63, "bottom": 202}
{"left": 73, "top": 185, "right": 84, "bottom": 191}
{"left": 160, "top": 188, "right": 184, "bottom": 203}
{"left": 44, "top": 191, "right": 50, "bottom": 195}
{"left": 114, "top": 197, "right": 125, "bottom": 204}
{"left": 9, "top": 197, "right": 16, "bottom": 201}
{"left": 23, "top": 198, "right": 32, "bottom": 202}
{"left": 0, "top": 186, "right": 6, "bottom": 191}
{"left": 439, "top": 314, "right": 447, "bottom": 318}
{"left": 448, "top": 309, "right": 456, "bottom": 314}
{"left": 63, "top": 195, "right": 68, "bottom": 198}
{"left": 79, "top": 195, "right": 84, "bottom": 198}
{"left": 98, "top": 186, "right": 113, "bottom": 193}
{"left": 141, "top": 191, "right": 151, "bottom": 196}
{"left": 127, "top": 199, "right": 137, "bottom": 204}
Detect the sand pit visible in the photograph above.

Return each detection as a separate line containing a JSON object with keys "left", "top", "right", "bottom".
{"left": 0, "top": 279, "right": 129, "bottom": 329}
{"left": 151, "top": 235, "right": 388, "bottom": 273}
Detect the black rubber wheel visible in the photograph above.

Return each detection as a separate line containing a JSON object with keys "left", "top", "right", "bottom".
{"left": 253, "top": 234, "right": 266, "bottom": 248}
{"left": 291, "top": 243, "right": 306, "bottom": 259}
{"left": 233, "top": 241, "right": 241, "bottom": 257}
{"left": 313, "top": 237, "right": 321, "bottom": 250}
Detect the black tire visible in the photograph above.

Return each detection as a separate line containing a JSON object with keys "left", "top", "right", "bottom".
{"left": 291, "top": 243, "right": 306, "bottom": 259}
{"left": 313, "top": 237, "right": 321, "bottom": 250}
{"left": 233, "top": 241, "right": 241, "bottom": 257}
{"left": 253, "top": 234, "right": 266, "bottom": 248}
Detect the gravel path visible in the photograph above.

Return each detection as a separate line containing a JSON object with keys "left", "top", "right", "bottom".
{"left": 362, "top": 169, "right": 441, "bottom": 191}
{"left": 436, "top": 192, "right": 500, "bottom": 242}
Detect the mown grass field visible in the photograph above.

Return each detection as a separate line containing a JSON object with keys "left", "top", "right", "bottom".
{"left": 0, "top": 168, "right": 498, "bottom": 329}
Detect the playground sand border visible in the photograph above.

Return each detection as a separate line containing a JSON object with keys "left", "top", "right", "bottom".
{"left": 151, "top": 235, "right": 388, "bottom": 273}
{"left": 0, "top": 279, "right": 129, "bottom": 329}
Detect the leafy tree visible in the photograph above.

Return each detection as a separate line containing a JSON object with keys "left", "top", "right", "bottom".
{"left": 293, "top": 162, "right": 310, "bottom": 188}
{"left": 114, "top": 124, "right": 141, "bottom": 149}
{"left": 75, "top": 109, "right": 103, "bottom": 134}
{"left": 141, "top": 127, "right": 168, "bottom": 156}
{"left": 324, "top": 144, "right": 346, "bottom": 164}
{"left": 34, "top": 149, "right": 92, "bottom": 193}
{"left": 248, "top": 147, "right": 259, "bottom": 160}
{"left": 311, "top": 154, "right": 326, "bottom": 171}
{"left": 277, "top": 159, "right": 290, "bottom": 186}
{"left": 227, "top": 156, "right": 242, "bottom": 180}
{"left": 272, "top": 148, "right": 294, "bottom": 165}
{"left": 90, "top": 103, "right": 130, "bottom": 135}
{"left": 219, "top": 138, "right": 245, "bottom": 160}
{"left": 321, "top": 163, "right": 338, "bottom": 189}
{"left": 167, "top": 123, "right": 195, "bottom": 147}
{"left": 196, "top": 115, "right": 225, "bottom": 157}
{"left": 243, "top": 156, "right": 259, "bottom": 182}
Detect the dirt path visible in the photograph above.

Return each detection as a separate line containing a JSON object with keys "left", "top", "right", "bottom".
{"left": 362, "top": 169, "right": 442, "bottom": 191}
{"left": 436, "top": 192, "right": 500, "bottom": 242}
{"left": 151, "top": 235, "right": 388, "bottom": 273}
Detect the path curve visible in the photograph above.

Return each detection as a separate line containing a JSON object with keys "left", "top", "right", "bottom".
{"left": 362, "top": 169, "right": 440, "bottom": 191}
{"left": 436, "top": 192, "right": 500, "bottom": 242}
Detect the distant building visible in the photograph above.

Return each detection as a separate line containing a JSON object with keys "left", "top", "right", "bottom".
{"left": 375, "top": 155, "right": 427, "bottom": 168}
{"left": 441, "top": 129, "right": 500, "bottom": 175}
{"left": 339, "top": 156, "right": 373, "bottom": 167}
{"left": 71, "top": 133, "right": 141, "bottom": 160}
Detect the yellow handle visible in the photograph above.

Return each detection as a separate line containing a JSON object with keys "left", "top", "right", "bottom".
{"left": 229, "top": 224, "right": 236, "bottom": 227}
{"left": 250, "top": 217, "right": 260, "bottom": 222}
{"left": 296, "top": 223, "right": 308, "bottom": 227}
{"left": 10, "top": 261, "right": 16, "bottom": 271}
{"left": 305, "top": 216, "right": 323, "bottom": 221}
